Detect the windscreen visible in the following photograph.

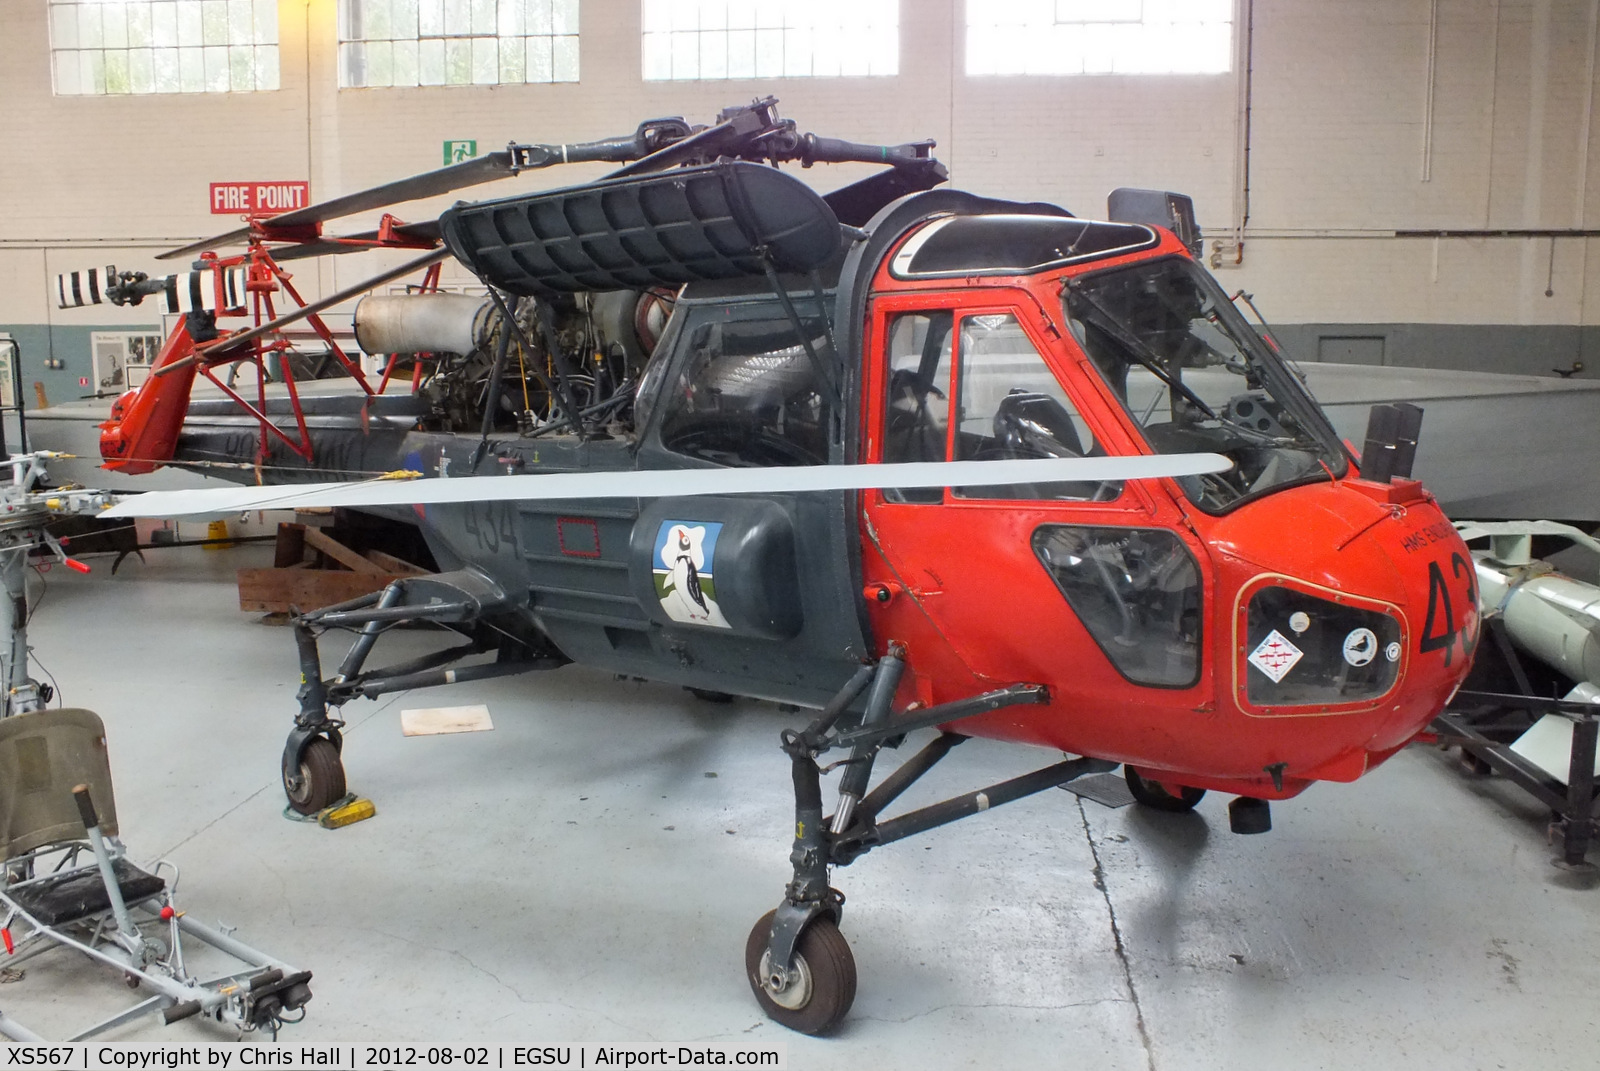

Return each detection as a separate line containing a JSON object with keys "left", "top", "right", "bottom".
{"left": 1063, "top": 257, "right": 1348, "bottom": 513}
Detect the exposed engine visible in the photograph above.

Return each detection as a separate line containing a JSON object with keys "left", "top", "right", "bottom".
{"left": 351, "top": 287, "right": 675, "bottom": 438}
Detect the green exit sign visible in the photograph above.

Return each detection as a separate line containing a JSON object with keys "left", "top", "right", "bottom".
{"left": 444, "top": 140, "right": 478, "bottom": 164}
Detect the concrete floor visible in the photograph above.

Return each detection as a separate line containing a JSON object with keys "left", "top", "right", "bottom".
{"left": 5, "top": 544, "right": 1600, "bottom": 1067}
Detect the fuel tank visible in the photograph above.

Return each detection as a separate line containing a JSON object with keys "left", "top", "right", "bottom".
{"left": 629, "top": 496, "right": 804, "bottom": 640}
{"left": 1462, "top": 521, "right": 1600, "bottom": 687}
{"left": 1489, "top": 572, "right": 1600, "bottom": 685}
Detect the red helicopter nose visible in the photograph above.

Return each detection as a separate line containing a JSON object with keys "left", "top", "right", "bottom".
{"left": 1190, "top": 477, "right": 1478, "bottom": 797}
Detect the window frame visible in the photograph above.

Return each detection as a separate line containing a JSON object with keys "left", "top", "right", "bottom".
{"left": 640, "top": 0, "right": 898, "bottom": 82}
{"left": 867, "top": 290, "right": 1132, "bottom": 508}
{"left": 965, "top": 0, "right": 1234, "bottom": 78}
{"left": 948, "top": 307, "right": 1126, "bottom": 504}
{"left": 48, "top": 0, "right": 281, "bottom": 96}
{"left": 337, "top": 0, "right": 581, "bottom": 90}
{"left": 652, "top": 299, "right": 838, "bottom": 470}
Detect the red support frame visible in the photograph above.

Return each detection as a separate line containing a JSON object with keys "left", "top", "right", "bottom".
{"left": 100, "top": 234, "right": 439, "bottom": 475}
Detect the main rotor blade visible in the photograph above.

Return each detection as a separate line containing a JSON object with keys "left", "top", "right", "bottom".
{"left": 103, "top": 454, "right": 1230, "bottom": 518}
{"left": 157, "top": 153, "right": 517, "bottom": 261}
{"left": 158, "top": 225, "right": 254, "bottom": 262}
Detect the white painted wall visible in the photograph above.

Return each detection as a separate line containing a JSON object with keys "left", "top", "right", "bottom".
{"left": 0, "top": 0, "right": 1596, "bottom": 342}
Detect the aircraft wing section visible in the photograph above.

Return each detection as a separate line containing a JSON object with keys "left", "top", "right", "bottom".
{"left": 103, "top": 454, "right": 1230, "bottom": 518}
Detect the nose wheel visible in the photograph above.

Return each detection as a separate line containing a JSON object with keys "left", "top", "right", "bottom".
{"left": 1124, "top": 764, "right": 1206, "bottom": 812}
{"left": 744, "top": 909, "right": 856, "bottom": 1036}
{"left": 284, "top": 736, "right": 346, "bottom": 815}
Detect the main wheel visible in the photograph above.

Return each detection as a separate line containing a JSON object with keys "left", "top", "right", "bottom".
{"left": 285, "top": 737, "right": 346, "bottom": 815}
{"left": 1124, "top": 765, "right": 1206, "bottom": 813}
{"left": 745, "top": 909, "right": 857, "bottom": 1036}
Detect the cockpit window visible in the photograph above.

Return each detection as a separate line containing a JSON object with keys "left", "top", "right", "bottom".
{"left": 950, "top": 313, "right": 1120, "bottom": 502}
{"left": 878, "top": 310, "right": 1120, "bottom": 503}
{"left": 657, "top": 308, "right": 834, "bottom": 467}
{"left": 1064, "top": 257, "right": 1347, "bottom": 513}
{"left": 882, "top": 311, "right": 954, "bottom": 503}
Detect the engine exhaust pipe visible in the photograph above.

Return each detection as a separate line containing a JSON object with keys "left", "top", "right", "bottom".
{"left": 352, "top": 293, "right": 493, "bottom": 357}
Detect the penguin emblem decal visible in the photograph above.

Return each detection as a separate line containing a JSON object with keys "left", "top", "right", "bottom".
{"left": 654, "top": 521, "right": 731, "bottom": 628}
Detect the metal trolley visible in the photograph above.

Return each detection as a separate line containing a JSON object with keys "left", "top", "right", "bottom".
{"left": 0, "top": 707, "right": 313, "bottom": 1040}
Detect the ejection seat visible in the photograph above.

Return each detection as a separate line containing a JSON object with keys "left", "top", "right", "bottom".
{"left": 0, "top": 707, "right": 312, "bottom": 1041}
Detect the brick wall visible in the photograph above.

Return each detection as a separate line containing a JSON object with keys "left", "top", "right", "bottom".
{"left": 1, "top": 0, "right": 1596, "bottom": 399}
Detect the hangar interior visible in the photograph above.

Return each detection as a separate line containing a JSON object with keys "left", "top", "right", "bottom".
{"left": 0, "top": 0, "right": 1598, "bottom": 1065}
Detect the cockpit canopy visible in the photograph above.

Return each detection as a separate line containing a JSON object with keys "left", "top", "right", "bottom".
{"left": 890, "top": 215, "right": 1157, "bottom": 279}
{"left": 1064, "top": 256, "right": 1349, "bottom": 512}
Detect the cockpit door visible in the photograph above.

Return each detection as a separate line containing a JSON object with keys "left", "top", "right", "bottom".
{"left": 858, "top": 290, "right": 1211, "bottom": 741}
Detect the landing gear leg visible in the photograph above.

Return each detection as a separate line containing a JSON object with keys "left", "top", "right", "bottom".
{"left": 747, "top": 657, "right": 884, "bottom": 1036}
{"left": 1556, "top": 716, "right": 1598, "bottom": 869}
{"left": 282, "top": 615, "right": 346, "bottom": 816}
{"left": 743, "top": 748, "right": 856, "bottom": 1035}
{"left": 276, "top": 573, "right": 566, "bottom": 816}
{"left": 746, "top": 650, "right": 1112, "bottom": 1035}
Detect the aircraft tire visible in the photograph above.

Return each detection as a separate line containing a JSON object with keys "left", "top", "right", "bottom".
{"left": 1124, "top": 765, "right": 1206, "bottom": 813}
{"left": 285, "top": 737, "right": 347, "bottom": 815}
{"left": 745, "top": 909, "right": 856, "bottom": 1036}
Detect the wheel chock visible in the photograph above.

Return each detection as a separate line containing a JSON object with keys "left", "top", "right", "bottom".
{"left": 317, "top": 795, "right": 376, "bottom": 829}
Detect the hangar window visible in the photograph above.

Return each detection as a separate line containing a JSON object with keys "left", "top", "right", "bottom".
{"left": 642, "top": 0, "right": 897, "bottom": 80}
{"left": 339, "top": 0, "right": 579, "bottom": 88}
{"left": 967, "top": 0, "right": 1232, "bottom": 76}
{"left": 49, "top": 0, "right": 280, "bottom": 94}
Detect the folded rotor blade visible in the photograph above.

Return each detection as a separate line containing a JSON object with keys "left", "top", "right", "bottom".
{"left": 822, "top": 162, "right": 950, "bottom": 228}
{"left": 604, "top": 106, "right": 783, "bottom": 179}
{"left": 157, "top": 153, "right": 517, "bottom": 261}
{"left": 159, "top": 226, "right": 256, "bottom": 262}
{"left": 103, "top": 454, "right": 1231, "bottom": 519}
{"left": 268, "top": 152, "right": 518, "bottom": 229}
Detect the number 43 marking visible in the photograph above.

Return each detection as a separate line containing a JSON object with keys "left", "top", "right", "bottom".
{"left": 1420, "top": 551, "right": 1478, "bottom": 667}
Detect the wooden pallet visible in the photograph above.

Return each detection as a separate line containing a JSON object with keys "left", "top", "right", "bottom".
{"left": 238, "top": 523, "right": 430, "bottom": 614}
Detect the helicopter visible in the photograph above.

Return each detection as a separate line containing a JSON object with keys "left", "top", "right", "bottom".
{"left": 80, "top": 98, "right": 1478, "bottom": 1035}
